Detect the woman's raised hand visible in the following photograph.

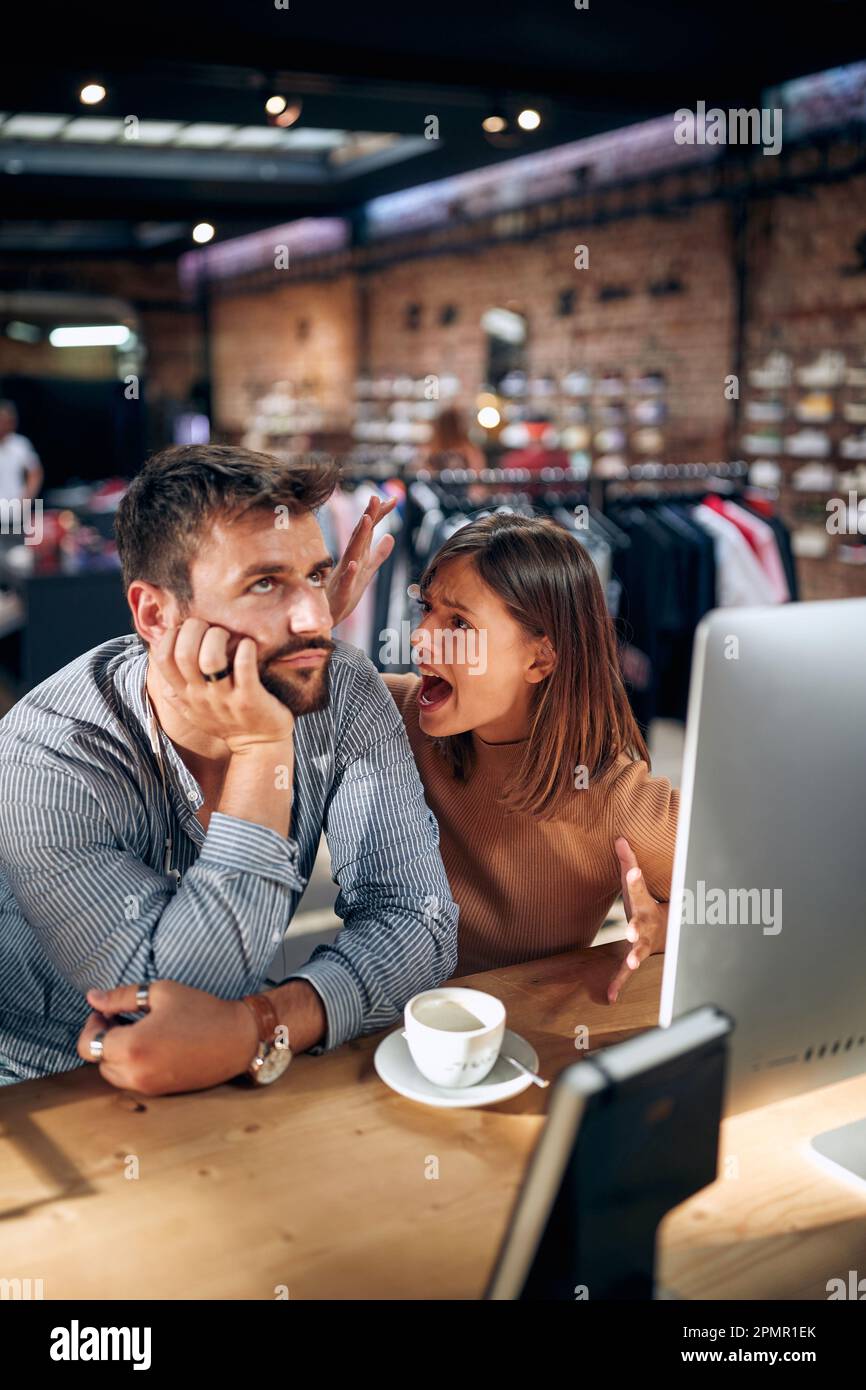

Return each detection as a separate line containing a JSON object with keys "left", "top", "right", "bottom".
{"left": 326, "top": 495, "right": 397, "bottom": 627}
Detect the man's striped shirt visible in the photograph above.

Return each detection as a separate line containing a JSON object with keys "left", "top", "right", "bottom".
{"left": 0, "top": 634, "right": 458, "bottom": 1081}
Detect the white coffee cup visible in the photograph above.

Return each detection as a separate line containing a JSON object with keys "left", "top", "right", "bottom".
{"left": 403, "top": 987, "right": 506, "bottom": 1088}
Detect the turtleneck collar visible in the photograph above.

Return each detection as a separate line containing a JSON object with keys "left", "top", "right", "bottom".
{"left": 470, "top": 729, "right": 529, "bottom": 773}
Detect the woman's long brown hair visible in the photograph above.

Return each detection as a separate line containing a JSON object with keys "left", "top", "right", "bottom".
{"left": 419, "top": 512, "right": 649, "bottom": 819}
{"left": 430, "top": 407, "right": 469, "bottom": 452}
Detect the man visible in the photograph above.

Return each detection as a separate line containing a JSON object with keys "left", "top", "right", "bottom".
{"left": 0, "top": 444, "right": 458, "bottom": 1093}
{"left": 0, "top": 399, "right": 43, "bottom": 501}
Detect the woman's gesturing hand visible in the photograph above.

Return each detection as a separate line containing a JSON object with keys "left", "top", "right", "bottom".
{"left": 607, "top": 836, "right": 669, "bottom": 1004}
{"left": 326, "top": 494, "right": 397, "bottom": 627}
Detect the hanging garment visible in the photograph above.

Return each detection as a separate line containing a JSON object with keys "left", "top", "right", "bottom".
{"left": 701, "top": 495, "right": 790, "bottom": 602}
{"left": 691, "top": 504, "right": 779, "bottom": 607}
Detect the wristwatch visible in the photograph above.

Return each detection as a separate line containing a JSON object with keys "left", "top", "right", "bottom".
{"left": 241, "top": 992, "right": 293, "bottom": 1086}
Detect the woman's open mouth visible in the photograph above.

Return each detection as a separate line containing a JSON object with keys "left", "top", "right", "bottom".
{"left": 418, "top": 672, "right": 453, "bottom": 712}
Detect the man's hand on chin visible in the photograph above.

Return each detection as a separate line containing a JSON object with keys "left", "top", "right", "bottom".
{"left": 76, "top": 980, "right": 261, "bottom": 1096}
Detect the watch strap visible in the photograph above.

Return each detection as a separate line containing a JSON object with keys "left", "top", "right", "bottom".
{"left": 241, "top": 992, "right": 279, "bottom": 1048}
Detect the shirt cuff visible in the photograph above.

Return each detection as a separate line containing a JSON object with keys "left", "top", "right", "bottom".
{"left": 286, "top": 955, "right": 367, "bottom": 1053}
{"left": 198, "top": 811, "right": 307, "bottom": 892}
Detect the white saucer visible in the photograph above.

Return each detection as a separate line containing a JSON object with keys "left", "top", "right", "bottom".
{"left": 374, "top": 1027, "right": 540, "bottom": 1108}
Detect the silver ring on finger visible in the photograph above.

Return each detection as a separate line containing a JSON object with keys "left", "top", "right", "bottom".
{"left": 135, "top": 985, "right": 151, "bottom": 1013}
{"left": 89, "top": 1030, "right": 107, "bottom": 1061}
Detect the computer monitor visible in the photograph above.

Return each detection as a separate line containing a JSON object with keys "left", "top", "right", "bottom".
{"left": 659, "top": 597, "right": 866, "bottom": 1182}
{"left": 486, "top": 1007, "right": 732, "bottom": 1300}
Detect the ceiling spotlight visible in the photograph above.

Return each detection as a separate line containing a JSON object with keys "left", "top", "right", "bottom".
{"left": 80, "top": 83, "right": 106, "bottom": 106}
{"left": 265, "top": 95, "right": 287, "bottom": 116}
{"left": 477, "top": 405, "right": 501, "bottom": 429}
{"left": 517, "top": 108, "right": 541, "bottom": 131}
{"left": 482, "top": 114, "right": 507, "bottom": 134}
{"left": 274, "top": 101, "right": 302, "bottom": 128}
{"left": 192, "top": 222, "right": 215, "bottom": 244}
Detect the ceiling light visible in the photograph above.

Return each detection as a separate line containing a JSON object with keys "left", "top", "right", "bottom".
{"left": 135, "top": 121, "right": 185, "bottom": 145}
{"left": 174, "top": 124, "right": 238, "bottom": 148}
{"left": 265, "top": 95, "right": 287, "bottom": 116}
{"left": 477, "top": 406, "right": 501, "bottom": 429}
{"left": 60, "top": 118, "right": 124, "bottom": 143}
{"left": 271, "top": 127, "right": 344, "bottom": 149}
{"left": 49, "top": 325, "right": 131, "bottom": 348}
{"left": 517, "top": 109, "right": 541, "bottom": 131}
{"left": 2, "top": 114, "right": 69, "bottom": 139}
{"left": 6, "top": 321, "right": 41, "bottom": 343}
{"left": 482, "top": 114, "right": 506, "bottom": 134}
{"left": 481, "top": 307, "right": 527, "bottom": 345}
{"left": 192, "top": 223, "right": 215, "bottom": 244}
{"left": 274, "top": 102, "right": 303, "bottom": 128}
{"left": 226, "top": 127, "right": 288, "bottom": 149}
{"left": 79, "top": 83, "right": 106, "bottom": 106}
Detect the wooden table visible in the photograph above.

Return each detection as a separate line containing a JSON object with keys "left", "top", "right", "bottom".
{"left": 2, "top": 942, "right": 865, "bottom": 1300}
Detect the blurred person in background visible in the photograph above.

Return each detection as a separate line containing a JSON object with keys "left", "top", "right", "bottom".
{"left": 0, "top": 400, "right": 43, "bottom": 501}
{"left": 417, "top": 406, "right": 486, "bottom": 474}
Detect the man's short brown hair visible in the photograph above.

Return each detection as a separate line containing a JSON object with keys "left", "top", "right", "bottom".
{"left": 114, "top": 444, "right": 340, "bottom": 607}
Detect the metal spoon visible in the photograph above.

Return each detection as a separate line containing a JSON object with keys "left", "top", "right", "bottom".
{"left": 499, "top": 1051, "right": 550, "bottom": 1088}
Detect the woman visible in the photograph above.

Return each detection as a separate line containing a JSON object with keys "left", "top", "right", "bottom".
{"left": 416, "top": 406, "right": 486, "bottom": 474}
{"left": 343, "top": 506, "right": 678, "bottom": 1002}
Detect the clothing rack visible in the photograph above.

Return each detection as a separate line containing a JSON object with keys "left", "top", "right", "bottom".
{"left": 416, "top": 464, "right": 590, "bottom": 487}
{"left": 600, "top": 464, "right": 796, "bottom": 728}
{"left": 591, "top": 459, "right": 750, "bottom": 510}
{"left": 337, "top": 459, "right": 751, "bottom": 512}
{"left": 337, "top": 458, "right": 412, "bottom": 484}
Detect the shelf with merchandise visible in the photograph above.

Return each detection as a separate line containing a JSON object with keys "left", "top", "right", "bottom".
{"left": 237, "top": 377, "right": 351, "bottom": 456}
{"left": 350, "top": 370, "right": 463, "bottom": 457}
{"left": 493, "top": 365, "right": 669, "bottom": 474}
{"left": 739, "top": 346, "right": 866, "bottom": 571}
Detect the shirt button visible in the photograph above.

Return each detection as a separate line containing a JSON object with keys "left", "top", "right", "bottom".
{"left": 187, "top": 791, "right": 197, "bottom": 803}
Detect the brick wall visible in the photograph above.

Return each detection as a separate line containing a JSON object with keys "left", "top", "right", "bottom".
{"left": 743, "top": 164, "right": 866, "bottom": 598}
{"left": 139, "top": 307, "right": 202, "bottom": 404}
{"left": 204, "top": 163, "right": 864, "bottom": 597}
{"left": 209, "top": 274, "right": 360, "bottom": 433}
{"left": 362, "top": 203, "right": 737, "bottom": 462}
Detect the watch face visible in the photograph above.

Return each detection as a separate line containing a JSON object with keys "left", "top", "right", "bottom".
{"left": 252, "top": 1043, "right": 293, "bottom": 1085}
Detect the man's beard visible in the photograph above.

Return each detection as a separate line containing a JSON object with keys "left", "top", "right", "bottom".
{"left": 258, "top": 637, "right": 335, "bottom": 716}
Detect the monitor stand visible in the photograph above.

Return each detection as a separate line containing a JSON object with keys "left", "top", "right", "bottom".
{"left": 809, "top": 1116, "right": 866, "bottom": 1187}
